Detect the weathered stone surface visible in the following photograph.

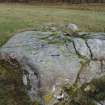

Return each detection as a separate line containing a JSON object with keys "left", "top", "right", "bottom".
{"left": 0, "top": 31, "right": 105, "bottom": 105}
{"left": 87, "top": 39, "right": 105, "bottom": 60}
{"left": 73, "top": 38, "right": 91, "bottom": 59}
{"left": 79, "top": 60, "right": 105, "bottom": 84}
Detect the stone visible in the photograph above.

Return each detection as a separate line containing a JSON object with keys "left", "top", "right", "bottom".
{"left": 79, "top": 60, "right": 104, "bottom": 84}
{"left": 73, "top": 38, "right": 91, "bottom": 59}
{"left": 87, "top": 38, "right": 105, "bottom": 60}
{"left": 0, "top": 31, "right": 105, "bottom": 105}
{"left": 64, "top": 23, "right": 79, "bottom": 35}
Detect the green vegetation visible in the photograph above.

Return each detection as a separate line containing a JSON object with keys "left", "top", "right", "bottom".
{"left": 62, "top": 75, "right": 105, "bottom": 105}
{"left": 0, "top": 3, "right": 105, "bottom": 46}
{"left": 0, "top": 61, "right": 33, "bottom": 105}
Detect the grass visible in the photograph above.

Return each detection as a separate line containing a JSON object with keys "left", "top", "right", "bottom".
{"left": 0, "top": 3, "right": 105, "bottom": 46}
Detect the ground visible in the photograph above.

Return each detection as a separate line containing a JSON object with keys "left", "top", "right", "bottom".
{"left": 0, "top": 3, "right": 105, "bottom": 46}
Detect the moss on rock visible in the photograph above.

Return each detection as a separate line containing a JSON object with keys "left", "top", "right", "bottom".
{"left": 62, "top": 75, "right": 105, "bottom": 105}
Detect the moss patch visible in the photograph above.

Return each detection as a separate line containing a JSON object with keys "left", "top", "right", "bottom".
{"left": 44, "top": 93, "right": 53, "bottom": 104}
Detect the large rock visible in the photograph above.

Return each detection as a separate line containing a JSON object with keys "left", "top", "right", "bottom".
{"left": 0, "top": 31, "right": 105, "bottom": 105}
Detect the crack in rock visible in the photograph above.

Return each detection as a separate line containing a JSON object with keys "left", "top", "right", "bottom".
{"left": 85, "top": 40, "right": 93, "bottom": 60}
{"left": 72, "top": 38, "right": 91, "bottom": 60}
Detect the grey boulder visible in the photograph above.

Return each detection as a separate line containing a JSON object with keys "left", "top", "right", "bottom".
{"left": 0, "top": 31, "right": 105, "bottom": 105}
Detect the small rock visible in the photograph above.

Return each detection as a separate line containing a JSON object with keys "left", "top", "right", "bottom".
{"left": 64, "top": 23, "right": 79, "bottom": 36}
